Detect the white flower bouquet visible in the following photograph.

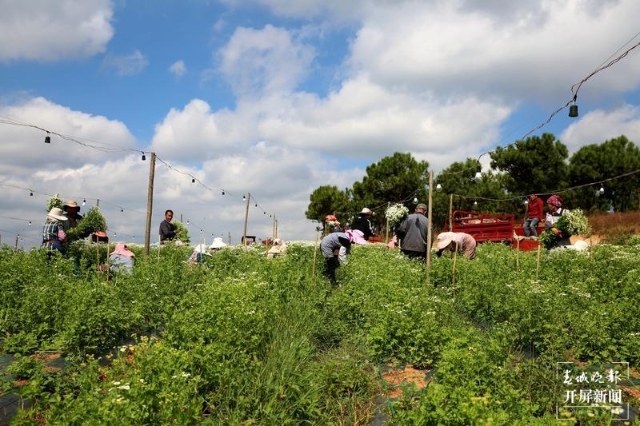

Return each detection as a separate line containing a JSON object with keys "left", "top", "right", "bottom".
{"left": 539, "top": 208, "right": 590, "bottom": 249}
{"left": 385, "top": 203, "right": 409, "bottom": 227}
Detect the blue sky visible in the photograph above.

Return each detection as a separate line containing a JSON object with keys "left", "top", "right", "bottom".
{"left": 1, "top": 0, "right": 640, "bottom": 248}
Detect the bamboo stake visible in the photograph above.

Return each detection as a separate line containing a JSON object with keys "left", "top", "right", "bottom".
{"left": 452, "top": 242, "right": 458, "bottom": 296}
{"left": 536, "top": 243, "right": 542, "bottom": 282}
{"left": 312, "top": 230, "right": 320, "bottom": 285}
{"left": 515, "top": 238, "right": 520, "bottom": 280}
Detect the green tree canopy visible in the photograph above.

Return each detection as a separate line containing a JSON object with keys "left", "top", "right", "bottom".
{"left": 305, "top": 185, "right": 349, "bottom": 225}
{"left": 490, "top": 133, "right": 569, "bottom": 196}
{"left": 350, "top": 152, "right": 430, "bottom": 231}
{"left": 568, "top": 135, "right": 640, "bottom": 212}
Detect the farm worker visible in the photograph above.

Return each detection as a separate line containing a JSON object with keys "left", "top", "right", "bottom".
{"left": 63, "top": 199, "right": 84, "bottom": 230}
{"left": 320, "top": 229, "right": 353, "bottom": 285}
{"left": 41, "top": 207, "right": 68, "bottom": 255}
{"left": 109, "top": 243, "right": 135, "bottom": 274}
{"left": 209, "top": 237, "right": 228, "bottom": 253}
{"left": 266, "top": 238, "right": 287, "bottom": 259}
{"left": 544, "top": 195, "right": 571, "bottom": 247}
{"left": 187, "top": 243, "right": 212, "bottom": 264}
{"left": 435, "top": 232, "right": 477, "bottom": 260}
{"left": 395, "top": 203, "right": 428, "bottom": 260}
{"left": 159, "top": 209, "right": 178, "bottom": 244}
{"left": 350, "top": 207, "right": 375, "bottom": 241}
{"left": 523, "top": 194, "right": 544, "bottom": 238}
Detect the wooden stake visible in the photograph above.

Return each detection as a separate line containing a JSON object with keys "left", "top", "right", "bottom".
{"left": 515, "top": 238, "right": 520, "bottom": 280}
{"left": 312, "top": 230, "right": 320, "bottom": 285}
{"left": 536, "top": 243, "right": 542, "bottom": 282}
{"left": 452, "top": 242, "right": 458, "bottom": 296}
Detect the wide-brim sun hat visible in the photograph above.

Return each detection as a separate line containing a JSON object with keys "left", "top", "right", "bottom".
{"left": 209, "top": 237, "right": 228, "bottom": 249}
{"left": 436, "top": 232, "right": 456, "bottom": 250}
{"left": 360, "top": 207, "right": 372, "bottom": 215}
{"left": 47, "top": 207, "right": 68, "bottom": 221}
{"left": 64, "top": 199, "right": 80, "bottom": 211}
{"left": 112, "top": 243, "right": 135, "bottom": 257}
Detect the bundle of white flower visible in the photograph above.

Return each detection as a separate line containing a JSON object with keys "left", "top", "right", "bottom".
{"left": 539, "top": 208, "right": 591, "bottom": 249}
{"left": 385, "top": 203, "right": 409, "bottom": 227}
{"left": 556, "top": 208, "right": 591, "bottom": 236}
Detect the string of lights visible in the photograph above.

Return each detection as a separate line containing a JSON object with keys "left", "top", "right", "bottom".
{"left": 0, "top": 117, "right": 278, "bottom": 239}
{"left": 0, "top": 181, "right": 274, "bottom": 246}
{"left": 471, "top": 32, "right": 640, "bottom": 165}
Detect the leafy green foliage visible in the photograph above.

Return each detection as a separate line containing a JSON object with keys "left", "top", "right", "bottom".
{"left": 172, "top": 221, "right": 190, "bottom": 243}
{"left": 66, "top": 206, "right": 107, "bottom": 242}
{"left": 569, "top": 135, "right": 640, "bottom": 212}
{"left": 1, "top": 242, "right": 639, "bottom": 424}
{"left": 46, "top": 193, "right": 64, "bottom": 212}
{"left": 305, "top": 185, "right": 350, "bottom": 225}
{"left": 490, "top": 133, "right": 569, "bottom": 196}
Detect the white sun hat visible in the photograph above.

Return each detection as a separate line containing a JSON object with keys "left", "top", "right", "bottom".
{"left": 209, "top": 237, "right": 228, "bottom": 249}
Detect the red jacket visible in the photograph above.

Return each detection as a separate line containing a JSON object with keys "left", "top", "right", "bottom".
{"left": 526, "top": 197, "right": 544, "bottom": 220}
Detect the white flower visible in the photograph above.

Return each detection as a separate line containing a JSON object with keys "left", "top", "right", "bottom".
{"left": 385, "top": 204, "right": 409, "bottom": 226}
{"left": 117, "top": 384, "right": 130, "bottom": 390}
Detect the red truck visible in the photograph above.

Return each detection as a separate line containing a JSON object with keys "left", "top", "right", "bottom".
{"left": 450, "top": 210, "right": 542, "bottom": 251}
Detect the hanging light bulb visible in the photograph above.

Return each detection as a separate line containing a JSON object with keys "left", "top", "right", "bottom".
{"left": 436, "top": 183, "right": 442, "bottom": 191}
{"left": 221, "top": 190, "right": 225, "bottom": 195}
{"left": 473, "top": 200, "right": 478, "bottom": 206}
{"left": 263, "top": 211, "right": 266, "bottom": 215}
{"left": 28, "top": 221, "right": 31, "bottom": 226}
{"left": 82, "top": 199, "right": 86, "bottom": 206}
{"left": 599, "top": 185, "right": 605, "bottom": 194}
{"left": 141, "top": 152, "right": 146, "bottom": 161}
{"left": 568, "top": 104, "right": 579, "bottom": 118}
{"left": 242, "top": 194, "right": 246, "bottom": 201}
{"left": 120, "top": 208, "right": 124, "bottom": 212}
{"left": 113, "top": 232, "right": 117, "bottom": 236}
{"left": 44, "top": 132, "right": 51, "bottom": 144}
{"left": 29, "top": 191, "right": 33, "bottom": 196}
{"left": 191, "top": 178, "right": 195, "bottom": 183}
{"left": 255, "top": 203, "right": 258, "bottom": 207}
{"left": 413, "top": 197, "right": 418, "bottom": 204}
{"left": 186, "top": 220, "right": 190, "bottom": 225}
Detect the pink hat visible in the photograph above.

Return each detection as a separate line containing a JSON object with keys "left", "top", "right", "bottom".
{"left": 546, "top": 195, "right": 563, "bottom": 208}
{"left": 112, "top": 243, "right": 135, "bottom": 257}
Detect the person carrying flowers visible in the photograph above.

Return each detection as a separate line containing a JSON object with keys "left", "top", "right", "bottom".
{"left": 540, "top": 194, "right": 590, "bottom": 249}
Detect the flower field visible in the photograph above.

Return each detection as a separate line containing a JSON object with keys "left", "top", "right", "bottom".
{"left": 1, "top": 241, "right": 639, "bottom": 424}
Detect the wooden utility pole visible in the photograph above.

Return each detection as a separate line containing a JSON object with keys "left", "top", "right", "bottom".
{"left": 426, "top": 171, "right": 434, "bottom": 269}
{"left": 144, "top": 152, "right": 156, "bottom": 257}
{"left": 242, "top": 192, "right": 251, "bottom": 249}
{"left": 272, "top": 214, "right": 276, "bottom": 241}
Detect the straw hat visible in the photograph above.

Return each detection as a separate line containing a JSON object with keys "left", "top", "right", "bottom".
{"left": 436, "top": 232, "right": 456, "bottom": 250}
{"left": 47, "top": 207, "right": 68, "bottom": 221}
{"left": 360, "top": 207, "right": 372, "bottom": 215}
{"left": 64, "top": 199, "right": 81, "bottom": 211}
